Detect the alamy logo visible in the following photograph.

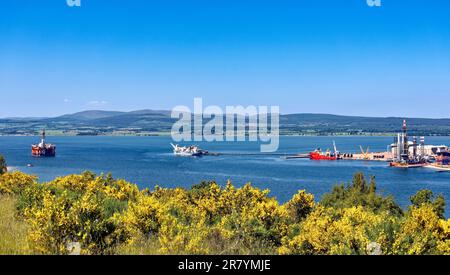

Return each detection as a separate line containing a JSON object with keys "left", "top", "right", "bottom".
{"left": 367, "top": 0, "right": 382, "bottom": 7}
{"left": 67, "top": 0, "right": 81, "bottom": 7}
{"left": 171, "top": 98, "right": 280, "bottom": 153}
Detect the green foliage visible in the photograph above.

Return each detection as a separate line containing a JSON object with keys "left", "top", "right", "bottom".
{"left": 320, "top": 172, "right": 403, "bottom": 217}
{"left": 102, "top": 197, "right": 128, "bottom": 217}
{"left": 410, "top": 190, "right": 446, "bottom": 219}
{"left": 0, "top": 155, "right": 6, "bottom": 175}
{"left": 283, "top": 190, "right": 315, "bottom": 223}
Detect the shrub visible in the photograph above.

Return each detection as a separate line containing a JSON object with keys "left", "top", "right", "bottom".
{"left": 320, "top": 172, "right": 403, "bottom": 216}
{"left": 410, "top": 190, "right": 446, "bottom": 219}
{"left": 0, "top": 155, "right": 7, "bottom": 175}
{"left": 1, "top": 171, "right": 449, "bottom": 255}
{"left": 393, "top": 204, "right": 450, "bottom": 255}
{"left": 0, "top": 172, "right": 37, "bottom": 195}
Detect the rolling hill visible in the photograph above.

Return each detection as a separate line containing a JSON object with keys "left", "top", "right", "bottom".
{"left": 0, "top": 110, "right": 449, "bottom": 136}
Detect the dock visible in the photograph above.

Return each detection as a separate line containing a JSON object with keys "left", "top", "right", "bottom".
{"left": 209, "top": 152, "right": 291, "bottom": 157}
{"left": 283, "top": 152, "right": 392, "bottom": 162}
{"left": 177, "top": 120, "right": 448, "bottom": 170}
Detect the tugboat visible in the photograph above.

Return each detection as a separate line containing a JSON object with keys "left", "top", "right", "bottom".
{"left": 171, "top": 143, "right": 208, "bottom": 157}
{"left": 31, "top": 130, "right": 56, "bottom": 157}
{"left": 309, "top": 141, "right": 341, "bottom": 160}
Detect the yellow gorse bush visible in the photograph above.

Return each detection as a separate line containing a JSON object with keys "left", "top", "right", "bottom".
{"left": 0, "top": 170, "right": 449, "bottom": 255}
{"left": 0, "top": 171, "right": 36, "bottom": 195}
{"left": 279, "top": 206, "right": 398, "bottom": 255}
{"left": 123, "top": 193, "right": 163, "bottom": 238}
{"left": 393, "top": 204, "right": 450, "bottom": 255}
{"left": 25, "top": 190, "right": 74, "bottom": 254}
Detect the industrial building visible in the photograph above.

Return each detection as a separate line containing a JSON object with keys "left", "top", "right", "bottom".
{"left": 389, "top": 120, "right": 448, "bottom": 167}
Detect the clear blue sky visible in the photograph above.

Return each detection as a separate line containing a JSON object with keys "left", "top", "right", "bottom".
{"left": 1, "top": 0, "right": 449, "bottom": 118}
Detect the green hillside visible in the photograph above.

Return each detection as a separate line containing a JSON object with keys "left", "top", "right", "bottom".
{"left": 1, "top": 111, "right": 449, "bottom": 136}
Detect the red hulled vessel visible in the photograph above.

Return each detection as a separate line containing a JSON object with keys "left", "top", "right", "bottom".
{"left": 309, "top": 150, "right": 338, "bottom": 160}
{"left": 309, "top": 141, "right": 340, "bottom": 161}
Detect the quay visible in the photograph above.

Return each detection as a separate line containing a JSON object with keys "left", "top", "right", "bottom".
{"left": 283, "top": 120, "right": 449, "bottom": 169}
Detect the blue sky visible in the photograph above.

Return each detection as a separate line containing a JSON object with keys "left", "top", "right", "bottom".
{"left": 1, "top": 0, "right": 449, "bottom": 118}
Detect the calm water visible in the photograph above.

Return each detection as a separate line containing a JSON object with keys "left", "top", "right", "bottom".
{"left": 1, "top": 136, "right": 450, "bottom": 216}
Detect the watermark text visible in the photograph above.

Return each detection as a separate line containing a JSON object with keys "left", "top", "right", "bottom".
{"left": 171, "top": 98, "right": 279, "bottom": 152}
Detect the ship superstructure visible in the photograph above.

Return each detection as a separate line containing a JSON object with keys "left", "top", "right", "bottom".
{"left": 171, "top": 143, "right": 208, "bottom": 156}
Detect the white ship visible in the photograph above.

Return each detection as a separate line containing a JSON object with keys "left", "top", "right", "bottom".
{"left": 425, "top": 151, "right": 450, "bottom": 172}
{"left": 425, "top": 164, "right": 450, "bottom": 172}
{"left": 170, "top": 143, "right": 208, "bottom": 156}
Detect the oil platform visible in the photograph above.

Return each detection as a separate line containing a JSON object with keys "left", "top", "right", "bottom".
{"left": 31, "top": 130, "right": 56, "bottom": 157}
{"left": 389, "top": 120, "right": 427, "bottom": 168}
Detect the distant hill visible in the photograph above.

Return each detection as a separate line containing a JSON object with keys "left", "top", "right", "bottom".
{"left": 56, "top": 110, "right": 126, "bottom": 121}
{"left": 0, "top": 110, "right": 449, "bottom": 136}
{"left": 280, "top": 114, "right": 450, "bottom": 135}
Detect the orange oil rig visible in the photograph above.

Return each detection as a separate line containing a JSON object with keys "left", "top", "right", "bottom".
{"left": 31, "top": 130, "right": 56, "bottom": 157}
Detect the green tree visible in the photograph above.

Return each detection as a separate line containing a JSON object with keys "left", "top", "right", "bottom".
{"left": 0, "top": 155, "right": 7, "bottom": 175}
{"left": 410, "top": 190, "right": 446, "bottom": 219}
{"left": 320, "top": 172, "right": 403, "bottom": 216}
{"left": 284, "top": 190, "right": 315, "bottom": 223}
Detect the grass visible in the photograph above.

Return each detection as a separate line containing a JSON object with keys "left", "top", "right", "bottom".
{"left": 114, "top": 232, "right": 277, "bottom": 255}
{"left": 115, "top": 234, "right": 160, "bottom": 255}
{"left": 0, "top": 195, "right": 30, "bottom": 255}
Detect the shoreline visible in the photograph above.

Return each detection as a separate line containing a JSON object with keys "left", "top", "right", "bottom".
{"left": 1, "top": 133, "right": 449, "bottom": 138}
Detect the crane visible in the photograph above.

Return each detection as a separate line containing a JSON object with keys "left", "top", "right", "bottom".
{"left": 360, "top": 145, "right": 371, "bottom": 160}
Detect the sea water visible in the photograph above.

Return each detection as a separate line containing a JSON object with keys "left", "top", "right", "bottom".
{"left": 1, "top": 136, "right": 450, "bottom": 216}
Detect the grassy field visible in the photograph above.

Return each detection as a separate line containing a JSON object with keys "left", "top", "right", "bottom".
{"left": 0, "top": 195, "right": 29, "bottom": 255}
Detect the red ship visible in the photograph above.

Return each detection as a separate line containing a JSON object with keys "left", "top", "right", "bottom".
{"left": 31, "top": 130, "right": 56, "bottom": 157}
{"left": 309, "top": 141, "right": 340, "bottom": 161}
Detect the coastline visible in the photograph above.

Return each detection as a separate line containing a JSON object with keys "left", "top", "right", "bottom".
{"left": 2, "top": 132, "right": 448, "bottom": 137}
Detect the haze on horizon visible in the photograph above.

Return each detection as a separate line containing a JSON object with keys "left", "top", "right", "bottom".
{"left": 1, "top": 1, "right": 450, "bottom": 119}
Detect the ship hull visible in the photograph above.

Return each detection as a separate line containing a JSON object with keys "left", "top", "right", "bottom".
{"left": 174, "top": 152, "right": 203, "bottom": 157}
{"left": 31, "top": 146, "right": 56, "bottom": 157}
{"left": 389, "top": 162, "right": 427, "bottom": 168}
{"left": 309, "top": 152, "right": 337, "bottom": 161}
{"left": 425, "top": 165, "right": 450, "bottom": 172}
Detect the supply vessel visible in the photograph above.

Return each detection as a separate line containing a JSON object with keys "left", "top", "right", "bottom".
{"left": 309, "top": 141, "right": 341, "bottom": 160}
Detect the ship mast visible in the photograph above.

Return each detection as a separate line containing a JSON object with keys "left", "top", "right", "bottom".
{"left": 402, "top": 120, "right": 409, "bottom": 161}
{"left": 41, "top": 129, "right": 46, "bottom": 147}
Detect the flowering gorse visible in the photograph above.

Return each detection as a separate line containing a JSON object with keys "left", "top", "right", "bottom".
{"left": 1, "top": 171, "right": 449, "bottom": 255}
